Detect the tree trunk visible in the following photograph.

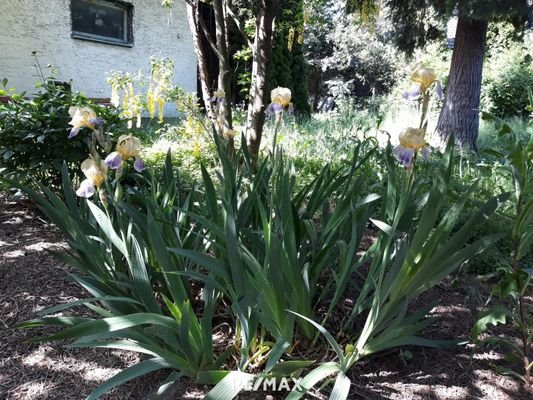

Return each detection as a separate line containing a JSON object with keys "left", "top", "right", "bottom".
{"left": 213, "top": 0, "right": 234, "bottom": 152}
{"left": 436, "top": 16, "right": 488, "bottom": 152}
{"left": 186, "top": 2, "right": 215, "bottom": 121}
{"left": 245, "top": 0, "right": 279, "bottom": 161}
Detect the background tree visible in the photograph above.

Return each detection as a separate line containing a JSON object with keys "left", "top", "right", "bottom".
{"left": 184, "top": 0, "right": 216, "bottom": 121}
{"left": 304, "top": 0, "right": 400, "bottom": 111}
{"left": 184, "top": 0, "right": 235, "bottom": 153}
{"left": 270, "top": 0, "right": 311, "bottom": 116}
{"left": 245, "top": 0, "right": 280, "bottom": 159}
{"left": 385, "top": 0, "right": 530, "bottom": 151}
{"left": 167, "top": 0, "right": 287, "bottom": 160}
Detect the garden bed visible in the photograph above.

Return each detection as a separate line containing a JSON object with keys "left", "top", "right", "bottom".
{"left": 0, "top": 193, "right": 530, "bottom": 400}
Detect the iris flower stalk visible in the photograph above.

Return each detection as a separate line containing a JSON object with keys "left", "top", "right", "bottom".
{"left": 394, "top": 64, "right": 441, "bottom": 171}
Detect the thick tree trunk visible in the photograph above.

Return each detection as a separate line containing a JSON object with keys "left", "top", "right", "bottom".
{"left": 186, "top": 2, "right": 215, "bottom": 121}
{"left": 246, "top": 0, "right": 279, "bottom": 160}
{"left": 436, "top": 16, "right": 488, "bottom": 152}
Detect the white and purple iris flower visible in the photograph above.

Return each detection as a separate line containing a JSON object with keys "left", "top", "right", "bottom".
{"left": 75, "top": 158, "right": 107, "bottom": 198}
{"left": 68, "top": 106, "right": 100, "bottom": 138}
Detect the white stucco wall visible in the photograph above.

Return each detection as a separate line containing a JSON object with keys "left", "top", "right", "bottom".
{"left": 0, "top": 0, "right": 196, "bottom": 114}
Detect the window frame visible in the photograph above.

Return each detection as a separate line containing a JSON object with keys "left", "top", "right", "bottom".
{"left": 70, "top": 0, "right": 134, "bottom": 47}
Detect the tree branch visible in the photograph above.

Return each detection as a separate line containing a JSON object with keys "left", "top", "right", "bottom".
{"left": 224, "top": 1, "right": 254, "bottom": 50}
{"left": 196, "top": 8, "right": 223, "bottom": 60}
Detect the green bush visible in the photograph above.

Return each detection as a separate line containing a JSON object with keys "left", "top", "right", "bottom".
{"left": 0, "top": 78, "right": 126, "bottom": 189}
{"left": 487, "top": 57, "right": 533, "bottom": 118}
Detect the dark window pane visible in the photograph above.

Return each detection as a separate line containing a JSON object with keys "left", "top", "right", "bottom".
{"left": 71, "top": 0, "right": 132, "bottom": 44}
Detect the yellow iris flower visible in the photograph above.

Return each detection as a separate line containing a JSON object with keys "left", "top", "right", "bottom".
{"left": 399, "top": 127, "right": 427, "bottom": 151}
{"left": 271, "top": 87, "right": 292, "bottom": 107}
{"left": 116, "top": 134, "right": 142, "bottom": 159}
{"left": 394, "top": 127, "right": 430, "bottom": 168}
{"left": 105, "top": 135, "right": 146, "bottom": 172}
{"left": 267, "top": 87, "right": 294, "bottom": 115}
{"left": 411, "top": 63, "right": 438, "bottom": 94}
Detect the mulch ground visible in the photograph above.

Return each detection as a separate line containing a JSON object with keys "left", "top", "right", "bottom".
{"left": 1, "top": 193, "right": 531, "bottom": 400}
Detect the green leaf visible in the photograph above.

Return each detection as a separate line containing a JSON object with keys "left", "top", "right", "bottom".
{"left": 168, "top": 248, "right": 230, "bottom": 281}
{"left": 201, "top": 163, "right": 219, "bottom": 221}
{"left": 86, "top": 201, "right": 128, "bottom": 257}
{"left": 329, "top": 373, "right": 351, "bottom": 400}
{"left": 196, "top": 370, "right": 230, "bottom": 385}
{"left": 127, "top": 237, "right": 161, "bottom": 313}
{"left": 288, "top": 311, "right": 345, "bottom": 369}
{"left": 355, "top": 193, "right": 381, "bottom": 207}
{"left": 370, "top": 219, "right": 394, "bottom": 236}
{"left": 157, "top": 371, "right": 185, "bottom": 396}
{"left": 265, "top": 337, "right": 291, "bottom": 373}
{"left": 285, "top": 362, "right": 340, "bottom": 400}
{"left": 37, "top": 296, "right": 142, "bottom": 316}
{"left": 481, "top": 111, "right": 495, "bottom": 121}
{"left": 483, "top": 148, "right": 504, "bottom": 158}
{"left": 269, "top": 360, "right": 316, "bottom": 377}
{"left": 203, "top": 371, "right": 256, "bottom": 400}
{"left": 35, "top": 313, "right": 177, "bottom": 342}
{"left": 471, "top": 306, "right": 511, "bottom": 341}
{"left": 147, "top": 211, "right": 188, "bottom": 304}
{"left": 87, "top": 358, "right": 173, "bottom": 400}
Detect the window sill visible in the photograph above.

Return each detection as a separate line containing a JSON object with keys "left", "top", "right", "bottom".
{"left": 72, "top": 33, "right": 133, "bottom": 48}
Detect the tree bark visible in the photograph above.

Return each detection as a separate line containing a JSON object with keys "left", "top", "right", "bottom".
{"left": 186, "top": 2, "right": 215, "bottom": 122}
{"left": 436, "top": 16, "right": 488, "bottom": 152}
{"left": 245, "top": 0, "right": 279, "bottom": 161}
{"left": 213, "top": 0, "right": 234, "bottom": 152}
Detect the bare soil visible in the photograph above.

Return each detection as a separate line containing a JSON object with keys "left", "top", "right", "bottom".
{"left": 1, "top": 193, "right": 531, "bottom": 400}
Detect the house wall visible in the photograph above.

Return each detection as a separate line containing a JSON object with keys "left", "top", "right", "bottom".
{"left": 0, "top": 0, "right": 196, "bottom": 114}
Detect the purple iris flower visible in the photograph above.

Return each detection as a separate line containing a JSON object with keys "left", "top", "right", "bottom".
{"left": 402, "top": 85, "right": 421, "bottom": 101}
{"left": 435, "top": 81, "right": 443, "bottom": 100}
{"left": 134, "top": 157, "right": 146, "bottom": 172}
{"left": 89, "top": 117, "right": 105, "bottom": 128}
{"left": 265, "top": 102, "right": 283, "bottom": 116}
{"left": 105, "top": 152, "right": 123, "bottom": 169}
{"left": 75, "top": 179, "right": 95, "bottom": 198}
{"left": 393, "top": 146, "right": 415, "bottom": 168}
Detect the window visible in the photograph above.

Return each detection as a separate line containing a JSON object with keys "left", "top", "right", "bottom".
{"left": 71, "top": 0, "right": 133, "bottom": 47}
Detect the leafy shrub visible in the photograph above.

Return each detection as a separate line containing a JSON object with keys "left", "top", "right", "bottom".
{"left": 487, "top": 58, "right": 533, "bottom": 118}
{"left": 0, "top": 78, "right": 126, "bottom": 189}
{"left": 305, "top": 9, "right": 403, "bottom": 109}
